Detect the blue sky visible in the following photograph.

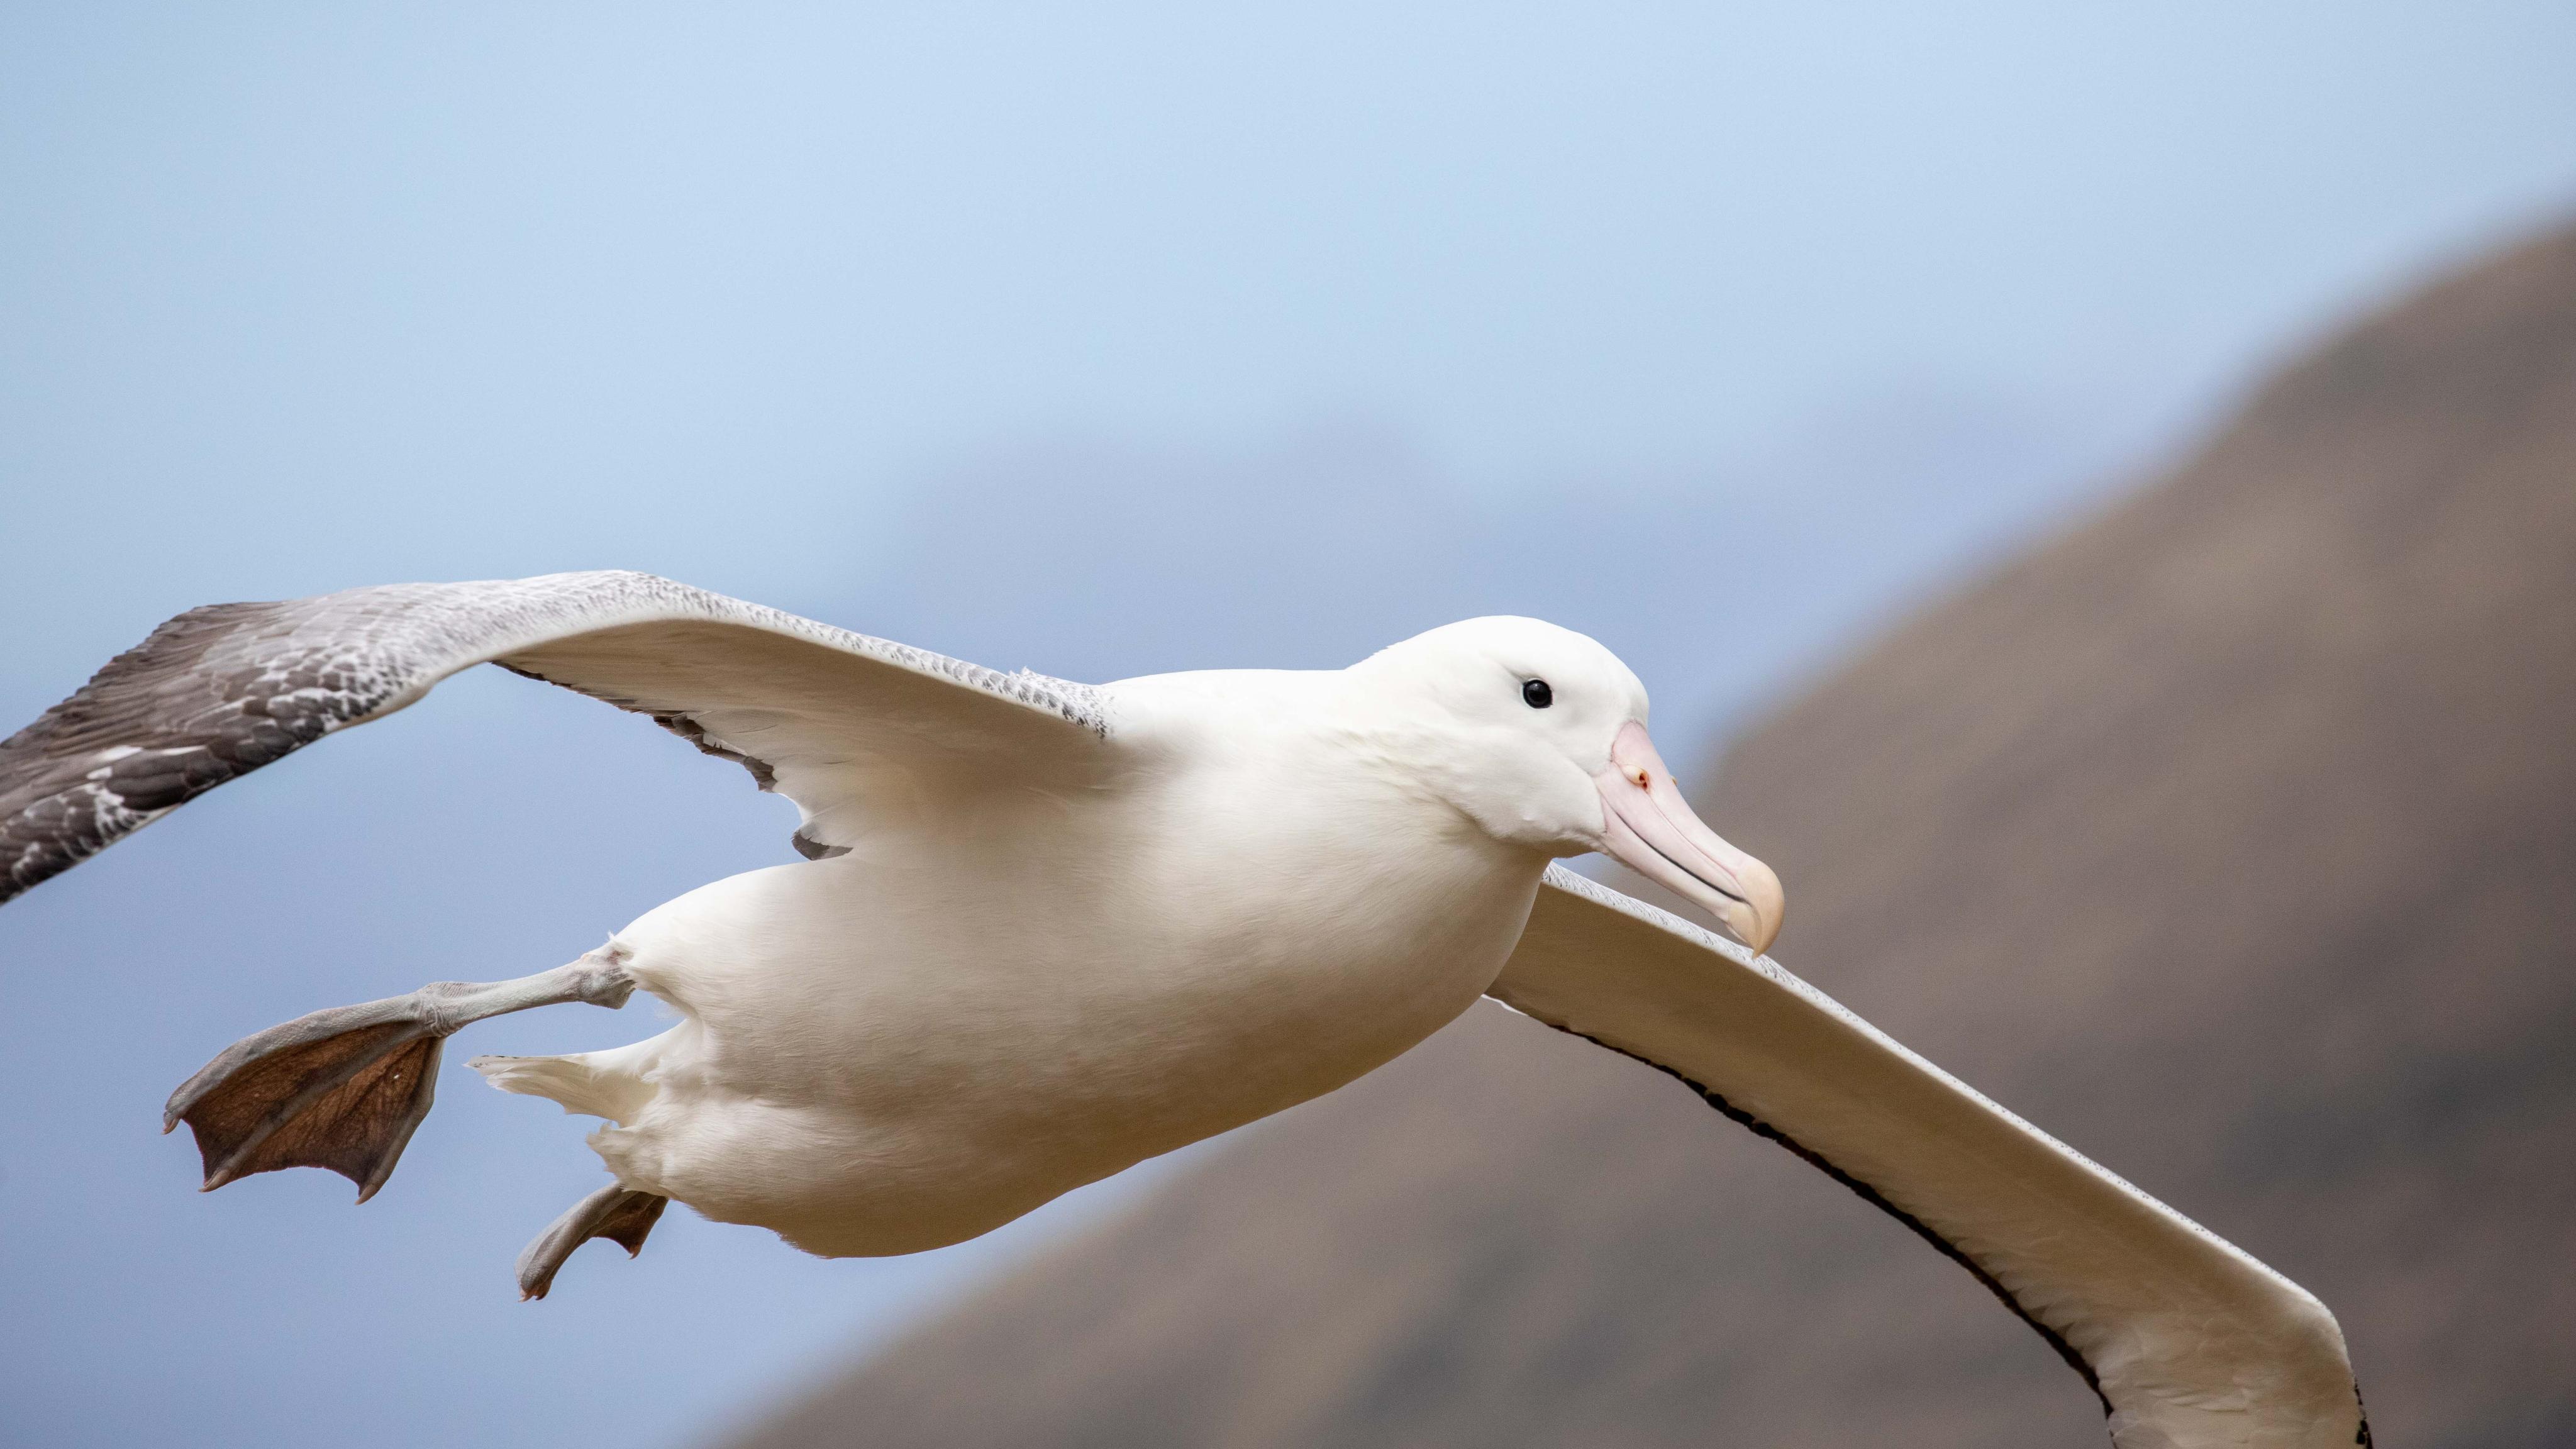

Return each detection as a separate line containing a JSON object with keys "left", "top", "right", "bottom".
{"left": 1, "top": 4, "right": 2571, "bottom": 1446}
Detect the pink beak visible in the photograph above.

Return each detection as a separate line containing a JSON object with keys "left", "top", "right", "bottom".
{"left": 1593, "top": 721, "right": 1785, "bottom": 955}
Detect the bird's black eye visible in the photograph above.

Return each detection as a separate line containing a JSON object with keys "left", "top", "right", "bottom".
{"left": 1522, "top": 678, "right": 1553, "bottom": 709}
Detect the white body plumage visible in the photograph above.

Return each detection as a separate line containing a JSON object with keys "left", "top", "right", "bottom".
{"left": 487, "top": 666, "right": 1552, "bottom": 1255}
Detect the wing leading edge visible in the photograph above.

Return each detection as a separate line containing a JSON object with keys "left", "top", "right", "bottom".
{"left": 1489, "top": 865, "right": 2366, "bottom": 1449}
{"left": 0, "top": 570, "right": 1113, "bottom": 904}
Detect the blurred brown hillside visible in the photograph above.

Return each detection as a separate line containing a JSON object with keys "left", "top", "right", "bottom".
{"left": 724, "top": 222, "right": 2576, "bottom": 1449}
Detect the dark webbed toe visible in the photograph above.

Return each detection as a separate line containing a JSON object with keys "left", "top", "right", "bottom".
{"left": 162, "top": 954, "right": 638, "bottom": 1204}
{"left": 165, "top": 1004, "right": 442, "bottom": 1201}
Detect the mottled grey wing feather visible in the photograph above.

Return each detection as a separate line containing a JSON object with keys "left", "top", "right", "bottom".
{"left": 0, "top": 571, "right": 1110, "bottom": 904}
{"left": 1491, "top": 866, "right": 2368, "bottom": 1449}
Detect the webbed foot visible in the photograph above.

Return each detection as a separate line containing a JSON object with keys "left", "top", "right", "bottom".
{"left": 516, "top": 1182, "right": 670, "bottom": 1300}
{"left": 164, "top": 954, "right": 635, "bottom": 1201}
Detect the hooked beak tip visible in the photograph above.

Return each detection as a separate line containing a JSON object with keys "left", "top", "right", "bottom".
{"left": 1726, "top": 855, "right": 1785, "bottom": 957}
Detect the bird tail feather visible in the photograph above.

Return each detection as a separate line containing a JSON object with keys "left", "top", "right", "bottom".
{"left": 468, "top": 1034, "right": 666, "bottom": 1125}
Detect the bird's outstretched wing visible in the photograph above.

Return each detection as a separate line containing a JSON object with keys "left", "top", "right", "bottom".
{"left": 1490, "top": 865, "right": 2367, "bottom": 1449}
{"left": 1, "top": 570, "right": 1114, "bottom": 904}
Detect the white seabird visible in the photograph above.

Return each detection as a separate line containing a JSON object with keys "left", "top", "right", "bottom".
{"left": 0, "top": 571, "right": 2362, "bottom": 1447}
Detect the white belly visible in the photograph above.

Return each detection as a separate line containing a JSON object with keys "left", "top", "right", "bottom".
{"left": 558, "top": 790, "right": 1546, "bottom": 1258}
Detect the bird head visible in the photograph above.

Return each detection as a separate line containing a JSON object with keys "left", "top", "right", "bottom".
{"left": 1350, "top": 616, "right": 1784, "bottom": 955}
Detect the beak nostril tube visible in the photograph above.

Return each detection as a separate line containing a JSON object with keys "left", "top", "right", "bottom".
{"left": 1593, "top": 720, "right": 1784, "bottom": 955}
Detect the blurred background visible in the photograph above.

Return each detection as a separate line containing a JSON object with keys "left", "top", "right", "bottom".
{"left": 2, "top": 4, "right": 2571, "bottom": 1446}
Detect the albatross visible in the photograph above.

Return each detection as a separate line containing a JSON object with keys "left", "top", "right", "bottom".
{"left": 1, "top": 570, "right": 2362, "bottom": 1447}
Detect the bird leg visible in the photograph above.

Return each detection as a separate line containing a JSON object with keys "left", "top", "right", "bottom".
{"left": 164, "top": 950, "right": 637, "bottom": 1202}
{"left": 515, "top": 1181, "right": 671, "bottom": 1300}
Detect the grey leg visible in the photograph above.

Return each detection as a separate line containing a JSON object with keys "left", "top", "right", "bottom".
{"left": 515, "top": 1182, "right": 670, "bottom": 1300}
{"left": 164, "top": 951, "right": 635, "bottom": 1202}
